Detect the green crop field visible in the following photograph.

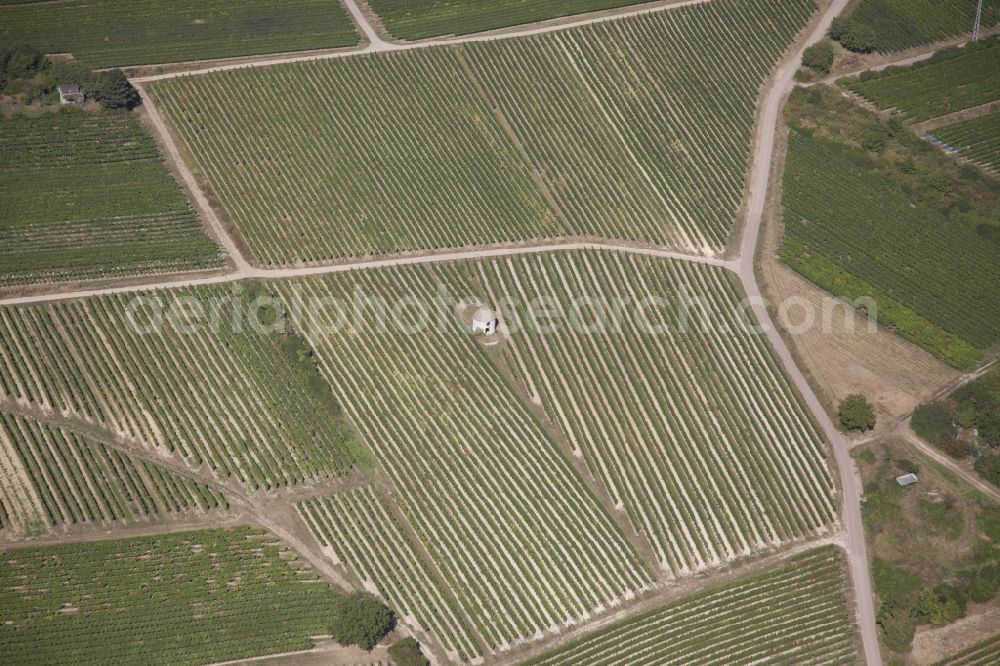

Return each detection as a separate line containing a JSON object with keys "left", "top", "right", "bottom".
{"left": 523, "top": 546, "right": 858, "bottom": 665}
{"left": 0, "top": 111, "right": 221, "bottom": 287}
{"left": 0, "top": 411, "right": 227, "bottom": 538}
{"left": 844, "top": 37, "right": 1000, "bottom": 121}
{"left": 0, "top": 0, "right": 359, "bottom": 68}
{"left": 779, "top": 88, "right": 1000, "bottom": 368}
{"left": 934, "top": 632, "right": 1000, "bottom": 665}
{"left": 0, "top": 285, "right": 358, "bottom": 490}
{"left": 152, "top": 0, "right": 818, "bottom": 264}
{"left": 271, "top": 249, "right": 837, "bottom": 659}
{"left": 367, "top": 0, "right": 649, "bottom": 40}
{"left": 929, "top": 110, "right": 1000, "bottom": 171}
{"left": 840, "top": 0, "right": 999, "bottom": 52}
{"left": 0, "top": 526, "right": 342, "bottom": 665}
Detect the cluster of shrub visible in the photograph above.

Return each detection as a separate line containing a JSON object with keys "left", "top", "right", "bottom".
{"left": 0, "top": 43, "right": 139, "bottom": 110}
{"left": 874, "top": 506, "right": 1000, "bottom": 653}
{"left": 328, "top": 591, "right": 430, "bottom": 665}
{"left": 912, "top": 369, "right": 1000, "bottom": 486}
{"left": 800, "top": 14, "right": 880, "bottom": 77}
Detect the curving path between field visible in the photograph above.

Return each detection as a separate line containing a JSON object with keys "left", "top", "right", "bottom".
{"left": 3, "top": 1, "right": 898, "bottom": 663}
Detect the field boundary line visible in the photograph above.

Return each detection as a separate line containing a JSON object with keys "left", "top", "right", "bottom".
{"left": 130, "top": 0, "right": 713, "bottom": 83}
{"left": 0, "top": 242, "right": 734, "bottom": 307}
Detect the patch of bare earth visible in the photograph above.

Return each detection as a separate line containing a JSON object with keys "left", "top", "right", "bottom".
{"left": 909, "top": 604, "right": 1000, "bottom": 665}
{"left": 764, "top": 263, "right": 958, "bottom": 427}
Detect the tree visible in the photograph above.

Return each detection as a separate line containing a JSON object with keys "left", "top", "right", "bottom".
{"left": 329, "top": 592, "right": 395, "bottom": 651}
{"left": 877, "top": 600, "right": 916, "bottom": 652}
{"left": 975, "top": 411, "right": 1000, "bottom": 447}
{"left": 861, "top": 126, "right": 888, "bottom": 153}
{"left": 916, "top": 584, "right": 966, "bottom": 625}
{"left": 802, "top": 40, "right": 834, "bottom": 74}
{"left": 841, "top": 23, "right": 877, "bottom": 53}
{"left": 387, "top": 637, "right": 430, "bottom": 666}
{"left": 828, "top": 16, "right": 852, "bottom": 41}
{"left": 912, "top": 402, "right": 956, "bottom": 445}
{"left": 975, "top": 452, "right": 1000, "bottom": 488}
{"left": 92, "top": 70, "right": 141, "bottom": 110}
{"left": 0, "top": 43, "right": 46, "bottom": 80}
{"left": 840, "top": 394, "right": 876, "bottom": 431}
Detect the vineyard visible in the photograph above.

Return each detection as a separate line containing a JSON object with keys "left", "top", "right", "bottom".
{"left": 0, "top": 285, "right": 357, "bottom": 491}
{"left": 934, "top": 632, "right": 1000, "bottom": 665}
{"left": 780, "top": 129, "right": 1000, "bottom": 361}
{"left": 929, "top": 110, "right": 1000, "bottom": 171}
{"left": 272, "top": 261, "right": 655, "bottom": 654}
{"left": 0, "top": 526, "right": 342, "bottom": 665}
{"left": 367, "top": 0, "right": 648, "bottom": 40}
{"left": 152, "top": 0, "right": 818, "bottom": 263}
{"left": 152, "top": 48, "right": 562, "bottom": 265}
{"left": 457, "top": 251, "right": 836, "bottom": 574}
{"left": 0, "top": 0, "right": 359, "bottom": 68}
{"left": 0, "top": 411, "right": 227, "bottom": 537}
{"left": 299, "top": 487, "right": 483, "bottom": 662}
{"left": 270, "top": 249, "right": 840, "bottom": 655}
{"left": 844, "top": 37, "right": 1000, "bottom": 122}
{"left": 841, "top": 0, "right": 1000, "bottom": 52}
{"left": 523, "top": 546, "right": 858, "bottom": 665}
{"left": 0, "top": 112, "right": 221, "bottom": 287}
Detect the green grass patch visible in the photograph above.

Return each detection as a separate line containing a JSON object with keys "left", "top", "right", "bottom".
{"left": 0, "top": 0, "right": 359, "bottom": 68}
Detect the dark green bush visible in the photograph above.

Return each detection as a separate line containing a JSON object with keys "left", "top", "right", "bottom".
{"left": 912, "top": 402, "right": 956, "bottom": 445}
{"left": 802, "top": 40, "right": 834, "bottom": 74}
{"left": 329, "top": 592, "right": 395, "bottom": 651}
{"left": 387, "top": 637, "right": 430, "bottom": 666}
{"left": 840, "top": 394, "right": 876, "bottom": 430}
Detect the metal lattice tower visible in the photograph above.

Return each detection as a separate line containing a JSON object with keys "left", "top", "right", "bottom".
{"left": 973, "top": 0, "right": 984, "bottom": 41}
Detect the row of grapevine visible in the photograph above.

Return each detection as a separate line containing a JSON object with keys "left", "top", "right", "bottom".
{"left": 464, "top": 0, "right": 817, "bottom": 256}
{"left": 928, "top": 110, "right": 1000, "bottom": 171}
{"left": 367, "top": 0, "right": 648, "bottom": 40}
{"left": 0, "top": 0, "right": 360, "bottom": 69}
{"left": 460, "top": 251, "right": 836, "bottom": 575}
{"left": 844, "top": 37, "right": 1000, "bottom": 121}
{"left": 781, "top": 129, "right": 1000, "bottom": 350}
{"left": 152, "top": 47, "right": 563, "bottom": 266}
{"left": 0, "top": 411, "right": 227, "bottom": 530}
{"left": 0, "top": 285, "right": 356, "bottom": 490}
{"left": 523, "top": 546, "right": 858, "bottom": 665}
{"left": 843, "top": 0, "right": 999, "bottom": 52}
{"left": 933, "top": 632, "right": 1000, "bottom": 665}
{"left": 0, "top": 526, "right": 343, "bottom": 665}
{"left": 298, "top": 487, "right": 483, "bottom": 662}
{"left": 272, "top": 265, "right": 655, "bottom": 653}
{"left": 0, "top": 112, "right": 221, "bottom": 286}
{"left": 151, "top": 0, "right": 818, "bottom": 264}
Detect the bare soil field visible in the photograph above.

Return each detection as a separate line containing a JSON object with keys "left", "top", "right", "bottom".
{"left": 764, "top": 262, "right": 958, "bottom": 427}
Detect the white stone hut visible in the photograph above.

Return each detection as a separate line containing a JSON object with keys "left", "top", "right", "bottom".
{"left": 895, "top": 473, "right": 918, "bottom": 486}
{"left": 472, "top": 306, "right": 498, "bottom": 336}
